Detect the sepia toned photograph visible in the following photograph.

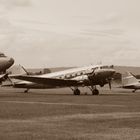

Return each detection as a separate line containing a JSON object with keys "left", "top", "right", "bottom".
{"left": 0, "top": 0, "right": 140, "bottom": 139}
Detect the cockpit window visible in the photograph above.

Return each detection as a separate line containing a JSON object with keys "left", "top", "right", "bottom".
{"left": 0, "top": 53, "right": 6, "bottom": 57}
{"left": 100, "top": 66, "right": 108, "bottom": 69}
{"left": 100, "top": 65, "right": 114, "bottom": 69}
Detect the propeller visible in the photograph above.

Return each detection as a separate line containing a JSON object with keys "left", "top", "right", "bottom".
{"left": 108, "top": 78, "right": 112, "bottom": 90}
{"left": 109, "top": 80, "right": 111, "bottom": 90}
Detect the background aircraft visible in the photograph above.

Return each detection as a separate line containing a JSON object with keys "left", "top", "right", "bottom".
{"left": 122, "top": 71, "right": 140, "bottom": 92}
{"left": 0, "top": 52, "right": 14, "bottom": 73}
{"left": 0, "top": 52, "right": 14, "bottom": 83}
{"left": 5, "top": 65, "right": 115, "bottom": 95}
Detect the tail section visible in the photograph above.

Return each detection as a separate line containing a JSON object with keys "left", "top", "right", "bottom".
{"left": 10, "top": 65, "right": 28, "bottom": 76}
{"left": 122, "top": 72, "right": 139, "bottom": 87}
{"left": 2, "top": 65, "right": 28, "bottom": 87}
{"left": 20, "top": 65, "right": 30, "bottom": 75}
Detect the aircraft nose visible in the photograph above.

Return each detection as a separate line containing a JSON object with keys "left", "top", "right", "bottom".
{"left": 109, "top": 69, "right": 116, "bottom": 76}
{"left": 9, "top": 58, "right": 14, "bottom": 65}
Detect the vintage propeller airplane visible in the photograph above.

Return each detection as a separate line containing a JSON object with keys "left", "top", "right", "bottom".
{"left": 4, "top": 64, "right": 115, "bottom": 95}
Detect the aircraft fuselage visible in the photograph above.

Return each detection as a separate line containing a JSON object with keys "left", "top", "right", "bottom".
{"left": 11, "top": 65, "right": 115, "bottom": 90}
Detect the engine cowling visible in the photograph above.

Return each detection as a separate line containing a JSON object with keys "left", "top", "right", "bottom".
{"left": 72, "top": 75, "right": 89, "bottom": 81}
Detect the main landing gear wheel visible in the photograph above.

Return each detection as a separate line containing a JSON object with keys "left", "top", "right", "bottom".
{"left": 132, "top": 89, "right": 136, "bottom": 93}
{"left": 24, "top": 89, "right": 29, "bottom": 93}
{"left": 88, "top": 86, "right": 99, "bottom": 95}
{"left": 92, "top": 89, "right": 99, "bottom": 95}
{"left": 73, "top": 88, "right": 80, "bottom": 95}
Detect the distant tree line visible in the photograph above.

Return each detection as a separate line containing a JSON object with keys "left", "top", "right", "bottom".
{"left": 27, "top": 68, "right": 51, "bottom": 75}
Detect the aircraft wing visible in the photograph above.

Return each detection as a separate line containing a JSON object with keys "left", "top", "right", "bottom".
{"left": 12, "top": 75, "right": 79, "bottom": 87}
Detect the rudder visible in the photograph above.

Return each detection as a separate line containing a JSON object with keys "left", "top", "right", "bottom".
{"left": 122, "top": 72, "right": 139, "bottom": 87}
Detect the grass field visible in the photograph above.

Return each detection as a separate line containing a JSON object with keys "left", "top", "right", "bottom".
{"left": 0, "top": 87, "right": 140, "bottom": 140}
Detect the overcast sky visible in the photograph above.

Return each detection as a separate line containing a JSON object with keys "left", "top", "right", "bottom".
{"left": 0, "top": 0, "right": 140, "bottom": 68}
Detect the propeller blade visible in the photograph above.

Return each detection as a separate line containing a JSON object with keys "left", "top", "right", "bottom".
{"left": 108, "top": 79, "right": 112, "bottom": 90}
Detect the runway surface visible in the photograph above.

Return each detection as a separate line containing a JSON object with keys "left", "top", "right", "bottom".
{"left": 0, "top": 87, "right": 140, "bottom": 140}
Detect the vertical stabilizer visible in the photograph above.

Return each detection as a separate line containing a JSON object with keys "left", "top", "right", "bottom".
{"left": 122, "top": 72, "right": 139, "bottom": 87}
{"left": 2, "top": 65, "right": 28, "bottom": 87}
